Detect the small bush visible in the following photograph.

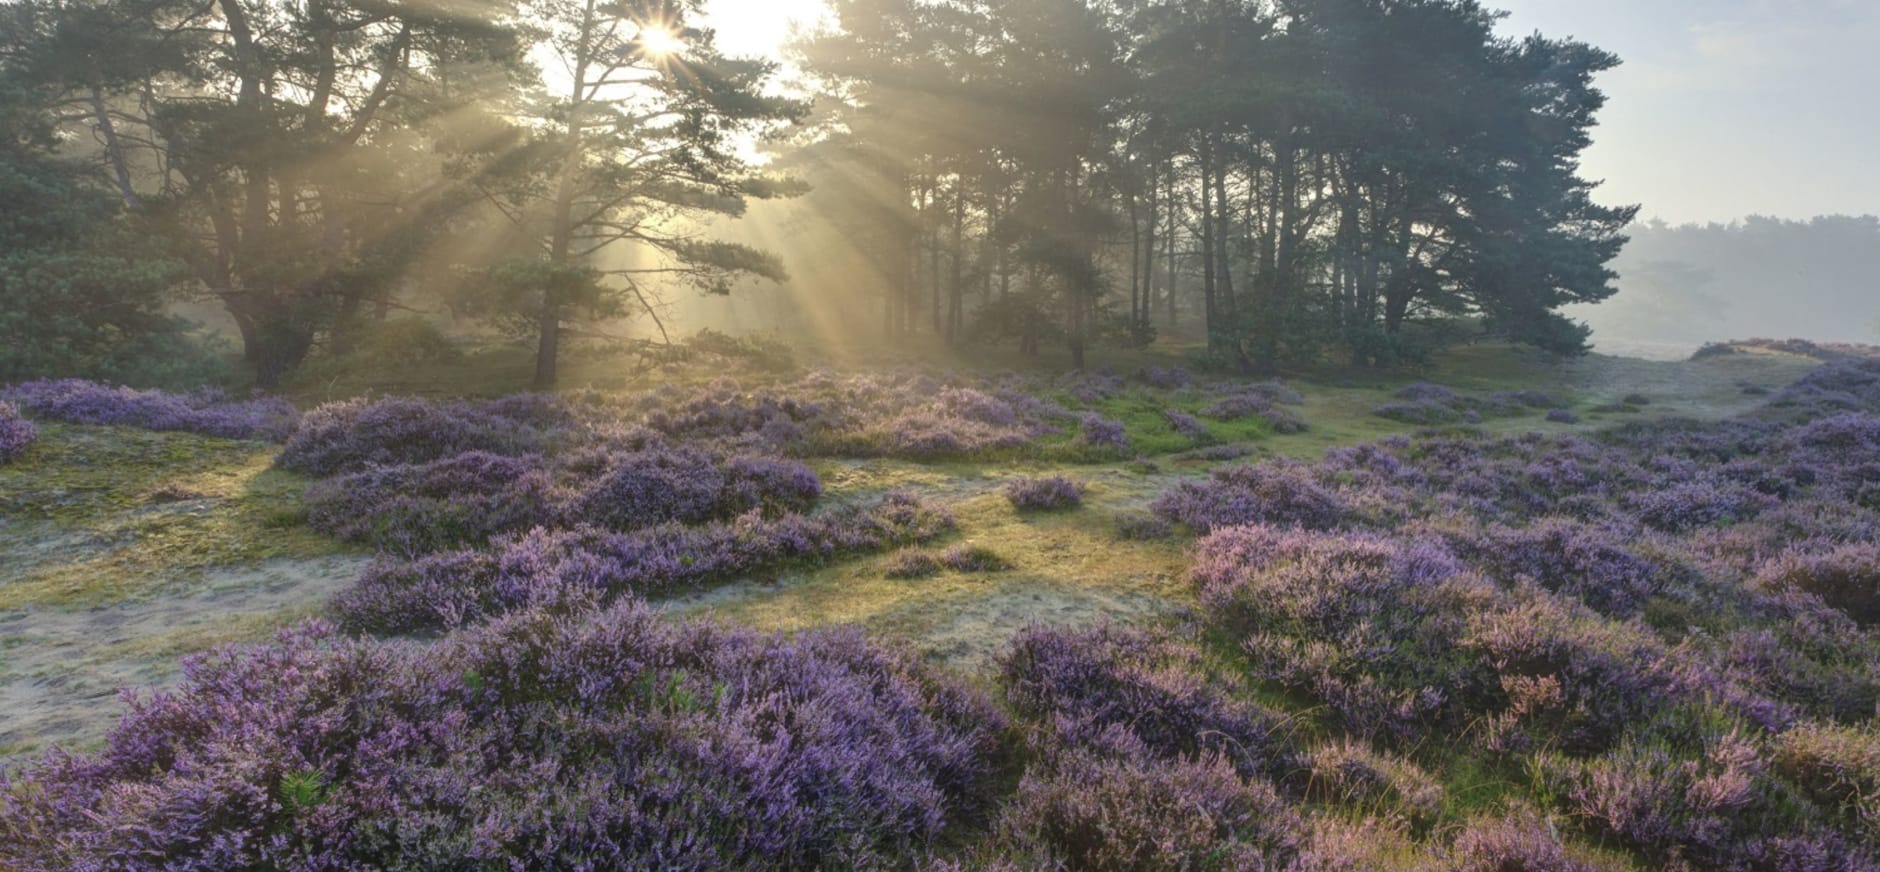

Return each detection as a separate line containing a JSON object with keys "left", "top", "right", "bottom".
{"left": 1304, "top": 739, "right": 1445, "bottom": 829}
{"left": 0, "top": 401, "right": 36, "bottom": 463}
{"left": 1079, "top": 413, "right": 1129, "bottom": 451}
{"left": 1004, "top": 476, "right": 1087, "bottom": 512}
{"left": 1152, "top": 463, "right": 1349, "bottom": 532}
{"left": 993, "top": 750, "right": 1301, "bottom": 871}
{"left": 1773, "top": 722, "right": 1880, "bottom": 833}
{"left": 1547, "top": 409, "right": 1580, "bottom": 424}
{"left": 1, "top": 379, "right": 298, "bottom": 441}
{"left": 1111, "top": 511, "right": 1173, "bottom": 541}
{"left": 279, "top": 396, "right": 542, "bottom": 476}
{"left": 1163, "top": 408, "right": 1209, "bottom": 441}
{"left": 1757, "top": 543, "right": 1880, "bottom": 625}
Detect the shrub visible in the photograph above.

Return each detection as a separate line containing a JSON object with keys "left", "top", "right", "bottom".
{"left": 1163, "top": 408, "right": 1209, "bottom": 441}
{"left": 1135, "top": 365, "right": 1192, "bottom": 390}
{"left": 1303, "top": 739, "right": 1445, "bottom": 829}
{"left": 992, "top": 750, "right": 1301, "bottom": 871}
{"left": 304, "top": 451, "right": 558, "bottom": 555}
{"left": 1547, "top": 409, "right": 1580, "bottom": 424}
{"left": 0, "top": 401, "right": 35, "bottom": 463}
{"left": 565, "top": 449, "right": 821, "bottom": 530}
{"left": 1447, "top": 519, "right": 1664, "bottom": 617}
{"left": 1152, "top": 463, "right": 1349, "bottom": 532}
{"left": 1398, "top": 383, "right": 1460, "bottom": 403}
{"left": 0, "top": 379, "right": 299, "bottom": 441}
{"left": 1446, "top": 811, "right": 1601, "bottom": 872}
{"left": 279, "top": 396, "right": 542, "bottom": 476}
{"left": 1757, "top": 543, "right": 1880, "bottom": 625}
{"left": 1004, "top": 476, "right": 1087, "bottom": 511}
{"left": 0, "top": 605, "right": 1006, "bottom": 871}
{"left": 335, "top": 493, "right": 955, "bottom": 633}
{"left": 1078, "top": 413, "right": 1129, "bottom": 451}
{"left": 1000, "top": 624, "right": 1295, "bottom": 778}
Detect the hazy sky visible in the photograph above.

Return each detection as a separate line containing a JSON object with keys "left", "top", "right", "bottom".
{"left": 700, "top": 0, "right": 1879, "bottom": 225}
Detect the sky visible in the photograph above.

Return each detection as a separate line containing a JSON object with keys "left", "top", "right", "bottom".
{"left": 699, "top": 0, "right": 1879, "bottom": 226}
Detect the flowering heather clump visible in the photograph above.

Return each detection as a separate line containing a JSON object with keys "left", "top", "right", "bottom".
{"left": 1063, "top": 370, "right": 1125, "bottom": 403}
{"left": 1078, "top": 413, "right": 1128, "bottom": 450}
{"left": 1135, "top": 365, "right": 1192, "bottom": 390}
{"left": 1756, "top": 542, "right": 1880, "bottom": 625}
{"left": 1153, "top": 462, "right": 1350, "bottom": 532}
{"left": 1004, "top": 475, "right": 1087, "bottom": 511}
{"left": 0, "top": 401, "right": 35, "bottom": 463}
{"left": 1631, "top": 478, "right": 1774, "bottom": 531}
{"left": 0, "top": 378, "right": 299, "bottom": 441}
{"left": 0, "top": 604, "right": 1006, "bottom": 870}
{"left": 1192, "top": 525, "right": 1477, "bottom": 742}
{"left": 1447, "top": 519, "right": 1666, "bottom": 617}
{"left": 1000, "top": 624, "right": 1295, "bottom": 777}
{"left": 1395, "top": 382, "right": 1455, "bottom": 402}
{"left": 565, "top": 448, "right": 821, "bottom": 530}
{"left": 279, "top": 396, "right": 544, "bottom": 476}
{"left": 1304, "top": 739, "right": 1445, "bottom": 829}
{"left": 336, "top": 493, "right": 955, "bottom": 633}
{"left": 1163, "top": 407, "right": 1209, "bottom": 441}
{"left": 990, "top": 749, "right": 1301, "bottom": 871}
{"left": 1547, "top": 408, "right": 1581, "bottom": 424}
{"left": 1446, "top": 810, "right": 1601, "bottom": 872}
{"left": 304, "top": 451, "right": 558, "bottom": 555}
{"left": 1111, "top": 510, "right": 1173, "bottom": 541}
{"left": 1204, "top": 391, "right": 1309, "bottom": 433}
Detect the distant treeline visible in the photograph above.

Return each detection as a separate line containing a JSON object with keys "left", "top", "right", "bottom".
{"left": 1578, "top": 216, "right": 1880, "bottom": 350}
{"left": 1, "top": 0, "right": 1631, "bottom": 388}
{"left": 785, "top": 0, "right": 1635, "bottom": 370}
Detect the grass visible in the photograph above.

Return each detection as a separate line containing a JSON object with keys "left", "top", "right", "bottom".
{"left": 0, "top": 424, "right": 345, "bottom": 610}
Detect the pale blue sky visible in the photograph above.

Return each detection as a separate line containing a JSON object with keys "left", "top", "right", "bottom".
{"left": 705, "top": 0, "right": 1880, "bottom": 223}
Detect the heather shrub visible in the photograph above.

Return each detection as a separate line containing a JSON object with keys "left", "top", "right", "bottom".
{"left": 1546, "top": 409, "right": 1580, "bottom": 424}
{"left": 999, "top": 624, "right": 1296, "bottom": 779}
{"left": 1444, "top": 810, "right": 1602, "bottom": 872}
{"left": 1757, "top": 543, "right": 1880, "bottom": 625}
{"left": 1163, "top": 407, "right": 1209, "bottom": 441}
{"left": 278, "top": 396, "right": 543, "bottom": 476}
{"left": 1004, "top": 476, "right": 1087, "bottom": 511}
{"left": 1462, "top": 591, "right": 1677, "bottom": 755}
{"left": 991, "top": 749, "right": 1301, "bottom": 871}
{"left": 1111, "top": 510, "right": 1173, "bottom": 541}
{"left": 1398, "top": 383, "right": 1460, "bottom": 403}
{"left": 0, "top": 605, "right": 1006, "bottom": 871}
{"left": 1303, "top": 739, "right": 1445, "bottom": 830}
{"left": 1631, "top": 478, "right": 1773, "bottom": 531}
{"left": 1192, "top": 525, "right": 1481, "bottom": 742}
{"left": 0, "top": 378, "right": 299, "bottom": 441}
{"left": 1079, "top": 413, "right": 1129, "bottom": 451}
{"left": 304, "top": 451, "right": 558, "bottom": 555}
{"left": 1135, "top": 365, "right": 1192, "bottom": 389}
{"left": 1204, "top": 391, "right": 1309, "bottom": 433}
{"left": 1773, "top": 722, "right": 1880, "bottom": 835}
{"left": 1153, "top": 462, "right": 1350, "bottom": 532}
{"left": 0, "top": 401, "right": 34, "bottom": 463}
{"left": 336, "top": 493, "right": 955, "bottom": 633}
{"left": 565, "top": 448, "right": 821, "bottom": 530}
{"left": 1447, "top": 519, "right": 1665, "bottom": 617}
{"left": 1535, "top": 721, "right": 1874, "bottom": 870}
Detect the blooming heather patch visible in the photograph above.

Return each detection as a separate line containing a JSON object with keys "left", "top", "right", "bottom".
{"left": 1163, "top": 407, "right": 1209, "bottom": 442}
{"left": 1078, "top": 413, "right": 1128, "bottom": 451}
{"left": 0, "top": 401, "right": 35, "bottom": 463}
{"left": 999, "top": 624, "right": 1295, "bottom": 778}
{"left": 335, "top": 493, "right": 954, "bottom": 633}
{"left": 278, "top": 396, "right": 547, "bottom": 476}
{"left": 1003, "top": 476, "right": 1086, "bottom": 511}
{"left": 1153, "top": 462, "right": 1350, "bottom": 532}
{"left": 884, "top": 545, "right": 1012, "bottom": 579}
{"left": 304, "top": 451, "right": 559, "bottom": 556}
{"left": 1, "top": 378, "right": 299, "bottom": 441}
{"left": 988, "top": 749, "right": 1301, "bottom": 871}
{"left": 0, "top": 604, "right": 1006, "bottom": 871}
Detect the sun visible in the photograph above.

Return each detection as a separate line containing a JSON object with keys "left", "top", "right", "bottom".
{"left": 637, "top": 26, "right": 686, "bottom": 58}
